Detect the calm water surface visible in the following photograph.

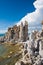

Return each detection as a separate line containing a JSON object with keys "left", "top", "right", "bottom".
{"left": 0, "top": 44, "right": 6, "bottom": 56}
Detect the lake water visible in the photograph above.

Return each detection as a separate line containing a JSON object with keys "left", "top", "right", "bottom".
{"left": 0, "top": 44, "right": 6, "bottom": 56}
{"left": 0, "top": 34, "right": 5, "bottom": 37}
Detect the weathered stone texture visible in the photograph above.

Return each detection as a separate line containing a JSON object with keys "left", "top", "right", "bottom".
{"left": 5, "top": 21, "right": 28, "bottom": 42}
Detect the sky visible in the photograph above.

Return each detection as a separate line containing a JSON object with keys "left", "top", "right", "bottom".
{"left": 17, "top": 0, "right": 43, "bottom": 33}
{"left": 0, "top": 0, "right": 36, "bottom": 33}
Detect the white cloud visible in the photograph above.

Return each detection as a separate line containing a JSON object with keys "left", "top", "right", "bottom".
{"left": 17, "top": 0, "right": 43, "bottom": 28}
{"left": 1, "top": 0, "right": 43, "bottom": 33}
{"left": 33, "top": 0, "right": 43, "bottom": 9}
{"left": 0, "top": 30, "right": 7, "bottom": 34}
